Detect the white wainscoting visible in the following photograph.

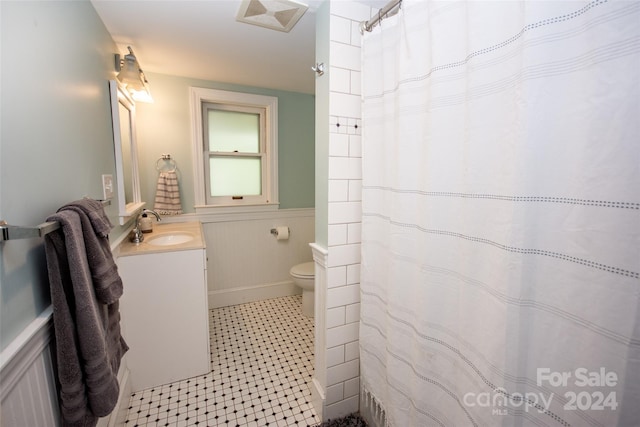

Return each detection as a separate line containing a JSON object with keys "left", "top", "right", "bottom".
{"left": 0, "top": 306, "right": 131, "bottom": 427}
{"left": 163, "top": 208, "right": 315, "bottom": 308}
{"left": 0, "top": 307, "right": 59, "bottom": 427}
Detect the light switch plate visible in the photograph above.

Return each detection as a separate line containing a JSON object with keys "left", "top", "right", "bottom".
{"left": 102, "top": 174, "right": 114, "bottom": 200}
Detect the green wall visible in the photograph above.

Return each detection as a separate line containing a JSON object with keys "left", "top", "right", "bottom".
{"left": 314, "top": 1, "right": 330, "bottom": 247}
{"left": 0, "top": 0, "right": 130, "bottom": 350}
{"left": 135, "top": 73, "right": 315, "bottom": 211}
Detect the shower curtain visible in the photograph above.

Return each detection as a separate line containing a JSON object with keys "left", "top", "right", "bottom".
{"left": 360, "top": 1, "right": 639, "bottom": 426}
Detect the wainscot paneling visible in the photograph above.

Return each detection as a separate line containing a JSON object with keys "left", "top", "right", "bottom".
{"left": 163, "top": 208, "right": 315, "bottom": 308}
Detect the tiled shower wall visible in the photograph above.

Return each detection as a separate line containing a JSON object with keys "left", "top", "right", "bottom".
{"left": 315, "top": 1, "right": 372, "bottom": 420}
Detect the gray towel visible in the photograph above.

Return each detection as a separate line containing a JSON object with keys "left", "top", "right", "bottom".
{"left": 44, "top": 201, "right": 128, "bottom": 427}
{"left": 57, "top": 198, "right": 122, "bottom": 304}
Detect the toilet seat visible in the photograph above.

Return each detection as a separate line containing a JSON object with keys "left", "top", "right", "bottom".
{"left": 290, "top": 262, "right": 314, "bottom": 278}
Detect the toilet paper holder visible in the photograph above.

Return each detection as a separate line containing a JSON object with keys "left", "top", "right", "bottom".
{"left": 270, "top": 227, "right": 290, "bottom": 237}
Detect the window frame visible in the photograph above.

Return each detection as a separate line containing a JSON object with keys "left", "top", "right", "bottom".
{"left": 190, "top": 87, "right": 278, "bottom": 213}
{"left": 203, "top": 103, "right": 266, "bottom": 205}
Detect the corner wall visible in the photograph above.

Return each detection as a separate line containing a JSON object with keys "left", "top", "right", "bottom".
{"left": 313, "top": 0, "right": 372, "bottom": 420}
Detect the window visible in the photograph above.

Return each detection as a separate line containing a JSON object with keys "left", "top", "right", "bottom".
{"left": 190, "top": 87, "right": 278, "bottom": 212}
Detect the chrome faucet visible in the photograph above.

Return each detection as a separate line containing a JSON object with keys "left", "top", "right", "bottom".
{"left": 129, "top": 209, "right": 161, "bottom": 243}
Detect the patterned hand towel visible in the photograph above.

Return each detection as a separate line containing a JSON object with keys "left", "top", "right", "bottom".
{"left": 153, "top": 170, "right": 183, "bottom": 215}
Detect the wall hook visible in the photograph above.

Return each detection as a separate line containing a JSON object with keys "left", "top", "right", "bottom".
{"left": 311, "top": 63, "right": 325, "bottom": 76}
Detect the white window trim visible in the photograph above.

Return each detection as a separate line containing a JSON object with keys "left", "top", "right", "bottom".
{"left": 189, "top": 87, "right": 279, "bottom": 213}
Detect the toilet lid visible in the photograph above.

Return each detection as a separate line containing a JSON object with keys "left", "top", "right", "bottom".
{"left": 290, "top": 262, "right": 315, "bottom": 277}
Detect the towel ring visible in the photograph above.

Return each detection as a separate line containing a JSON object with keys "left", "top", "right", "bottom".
{"left": 156, "top": 155, "right": 177, "bottom": 173}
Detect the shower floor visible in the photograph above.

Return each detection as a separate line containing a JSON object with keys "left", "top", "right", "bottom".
{"left": 124, "top": 295, "right": 319, "bottom": 426}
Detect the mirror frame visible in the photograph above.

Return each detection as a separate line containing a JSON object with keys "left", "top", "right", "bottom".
{"left": 109, "top": 80, "right": 145, "bottom": 225}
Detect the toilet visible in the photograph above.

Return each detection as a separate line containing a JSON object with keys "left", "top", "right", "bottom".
{"left": 290, "top": 262, "right": 315, "bottom": 318}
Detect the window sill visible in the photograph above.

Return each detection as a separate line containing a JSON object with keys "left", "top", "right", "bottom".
{"left": 194, "top": 203, "right": 280, "bottom": 216}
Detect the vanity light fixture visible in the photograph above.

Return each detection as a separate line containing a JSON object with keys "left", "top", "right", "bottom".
{"left": 236, "top": 0, "right": 308, "bottom": 33}
{"left": 115, "top": 46, "right": 154, "bottom": 103}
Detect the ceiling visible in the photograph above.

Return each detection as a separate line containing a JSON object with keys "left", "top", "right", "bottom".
{"left": 91, "top": 0, "right": 387, "bottom": 95}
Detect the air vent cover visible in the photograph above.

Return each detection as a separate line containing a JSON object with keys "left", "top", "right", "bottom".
{"left": 236, "top": 0, "right": 308, "bottom": 33}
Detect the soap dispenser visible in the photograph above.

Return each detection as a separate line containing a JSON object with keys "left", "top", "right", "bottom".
{"left": 139, "top": 212, "right": 153, "bottom": 233}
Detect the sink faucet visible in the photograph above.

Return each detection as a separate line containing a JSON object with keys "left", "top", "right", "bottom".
{"left": 130, "top": 209, "right": 162, "bottom": 243}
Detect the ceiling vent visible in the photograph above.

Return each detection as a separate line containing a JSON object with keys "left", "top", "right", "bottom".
{"left": 236, "top": 0, "right": 309, "bottom": 33}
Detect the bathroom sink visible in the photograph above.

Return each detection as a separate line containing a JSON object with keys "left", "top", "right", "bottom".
{"left": 145, "top": 232, "right": 195, "bottom": 246}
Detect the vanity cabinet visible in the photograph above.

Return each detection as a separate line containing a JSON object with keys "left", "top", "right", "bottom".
{"left": 117, "top": 222, "right": 209, "bottom": 392}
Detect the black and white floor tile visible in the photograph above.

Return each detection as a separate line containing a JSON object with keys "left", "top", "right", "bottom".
{"left": 124, "top": 295, "right": 319, "bottom": 426}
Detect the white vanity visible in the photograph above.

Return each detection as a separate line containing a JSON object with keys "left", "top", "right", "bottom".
{"left": 117, "top": 221, "right": 209, "bottom": 392}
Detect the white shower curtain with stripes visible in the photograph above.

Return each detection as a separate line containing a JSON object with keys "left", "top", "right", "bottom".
{"left": 360, "top": 1, "right": 639, "bottom": 426}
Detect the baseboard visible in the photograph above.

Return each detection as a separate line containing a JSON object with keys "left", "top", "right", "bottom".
{"left": 208, "top": 280, "right": 301, "bottom": 308}
{"left": 310, "top": 377, "right": 325, "bottom": 421}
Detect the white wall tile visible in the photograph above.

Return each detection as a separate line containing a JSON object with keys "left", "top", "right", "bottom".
{"left": 329, "top": 41, "right": 361, "bottom": 72}
{"left": 331, "top": 1, "right": 371, "bottom": 21}
{"left": 347, "top": 222, "right": 361, "bottom": 244}
{"left": 326, "top": 383, "right": 345, "bottom": 405}
{"left": 329, "top": 91, "right": 361, "bottom": 118}
{"left": 327, "top": 322, "right": 359, "bottom": 348}
{"left": 329, "top": 157, "right": 362, "bottom": 180}
{"left": 350, "top": 21, "right": 363, "bottom": 47}
{"left": 329, "top": 66, "right": 351, "bottom": 94}
{"left": 327, "top": 284, "right": 360, "bottom": 309}
{"left": 335, "top": 121, "right": 348, "bottom": 134}
{"left": 323, "top": 2, "right": 367, "bottom": 415}
{"left": 349, "top": 134, "right": 362, "bottom": 157}
{"left": 330, "top": 116, "right": 359, "bottom": 135}
{"left": 325, "top": 395, "right": 360, "bottom": 421}
{"left": 328, "top": 157, "right": 348, "bottom": 180}
{"left": 328, "top": 244, "right": 361, "bottom": 267}
{"left": 347, "top": 264, "right": 361, "bottom": 285}
{"left": 330, "top": 15, "right": 352, "bottom": 44}
{"left": 344, "top": 377, "right": 360, "bottom": 398}
{"left": 328, "top": 224, "right": 348, "bottom": 246}
{"left": 348, "top": 157, "right": 362, "bottom": 179}
{"left": 350, "top": 70, "right": 361, "bottom": 95}
{"left": 327, "top": 266, "right": 347, "bottom": 288}
{"left": 328, "top": 179, "right": 349, "bottom": 202}
{"left": 345, "top": 303, "right": 360, "bottom": 324}
{"left": 327, "top": 345, "right": 346, "bottom": 368}
{"left": 329, "top": 133, "right": 349, "bottom": 157}
{"left": 345, "top": 341, "right": 360, "bottom": 362}
{"left": 348, "top": 180, "right": 362, "bottom": 202}
{"left": 327, "top": 359, "right": 360, "bottom": 386}
{"left": 327, "top": 306, "right": 346, "bottom": 328}
{"left": 328, "top": 201, "right": 362, "bottom": 224}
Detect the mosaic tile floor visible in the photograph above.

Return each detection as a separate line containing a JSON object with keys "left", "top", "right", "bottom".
{"left": 124, "top": 295, "right": 319, "bottom": 426}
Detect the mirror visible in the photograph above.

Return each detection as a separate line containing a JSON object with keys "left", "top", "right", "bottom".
{"left": 109, "top": 80, "right": 145, "bottom": 225}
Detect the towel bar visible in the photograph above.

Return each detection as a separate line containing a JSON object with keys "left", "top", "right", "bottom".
{"left": 0, "top": 199, "right": 111, "bottom": 241}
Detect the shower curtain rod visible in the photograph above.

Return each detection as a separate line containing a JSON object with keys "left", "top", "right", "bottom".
{"left": 360, "top": 0, "right": 402, "bottom": 33}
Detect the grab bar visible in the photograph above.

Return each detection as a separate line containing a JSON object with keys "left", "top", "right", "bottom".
{"left": 0, "top": 199, "right": 111, "bottom": 242}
